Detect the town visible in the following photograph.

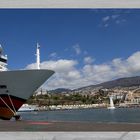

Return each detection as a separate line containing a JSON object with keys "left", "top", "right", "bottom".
{"left": 26, "top": 85, "right": 140, "bottom": 111}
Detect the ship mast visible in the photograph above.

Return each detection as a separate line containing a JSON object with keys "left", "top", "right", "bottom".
{"left": 36, "top": 43, "right": 40, "bottom": 69}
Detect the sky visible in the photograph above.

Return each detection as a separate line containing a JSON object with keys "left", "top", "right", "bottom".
{"left": 1, "top": 9, "right": 140, "bottom": 90}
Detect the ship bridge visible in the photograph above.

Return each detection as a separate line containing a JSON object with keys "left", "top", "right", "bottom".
{"left": 0, "top": 45, "right": 8, "bottom": 71}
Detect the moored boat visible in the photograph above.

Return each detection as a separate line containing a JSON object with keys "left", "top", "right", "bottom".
{"left": 18, "top": 104, "right": 37, "bottom": 112}
{"left": 107, "top": 96, "right": 116, "bottom": 110}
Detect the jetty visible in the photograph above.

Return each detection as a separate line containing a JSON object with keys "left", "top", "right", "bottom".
{"left": 0, "top": 120, "right": 140, "bottom": 131}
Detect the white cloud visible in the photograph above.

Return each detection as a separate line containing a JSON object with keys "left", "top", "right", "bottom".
{"left": 84, "top": 51, "right": 88, "bottom": 55}
{"left": 41, "top": 60, "right": 78, "bottom": 73}
{"left": 111, "top": 15, "right": 120, "bottom": 19}
{"left": 27, "top": 59, "right": 78, "bottom": 73}
{"left": 104, "top": 23, "right": 109, "bottom": 28}
{"left": 115, "top": 20, "right": 120, "bottom": 24}
{"left": 26, "top": 63, "right": 37, "bottom": 69}
{"left": 26, "top": 51, "right": 140, "bottom": 90}
{"left": 84, "top": 56, "right": 94, "bottom": 64}
{"left": 73, "top": 44, "right": 81, "bottom": 55}
{"left": 49, "top": 52, "right": 57, "bottom": 58}
{"left": 26, "top": 59, "right": 81, "bottom": 89}
{"left": 102, "top": 16, "right": 110, "bottom": 22}
{"left": 101, "top": 14, "right": 126, "bottom": 27}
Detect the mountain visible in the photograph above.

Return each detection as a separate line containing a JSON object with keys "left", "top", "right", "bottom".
{"left": 48, "top": 76, "right": 140, "bottom": 94}
{"left": 49, "top": 88, "right": 71, "bottom": 94}
{"left": 75, "top": 76, "right": 140, "bottom": 91}
{"left": 98, "top": 76, "right": 140, "bottom": 88}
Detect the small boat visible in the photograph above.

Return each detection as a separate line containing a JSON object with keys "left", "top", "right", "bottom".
{"left": 108, "top": 96, "right": 115, "bottom": 109}
{"left": 18, "top": 104, "right": 37, "bottom": 112}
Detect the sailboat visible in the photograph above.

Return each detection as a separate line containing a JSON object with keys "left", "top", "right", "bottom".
{"left": 108, "top": 96, "right": 115, "bottom": 109}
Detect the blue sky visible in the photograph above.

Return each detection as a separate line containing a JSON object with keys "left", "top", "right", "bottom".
{"left": 1, "top": 9, "right": 140, "bottom": 89}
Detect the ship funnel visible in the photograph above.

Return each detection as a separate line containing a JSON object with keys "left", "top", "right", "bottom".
{"left": 36, "top": 43, "right": 40, "bottom": 69}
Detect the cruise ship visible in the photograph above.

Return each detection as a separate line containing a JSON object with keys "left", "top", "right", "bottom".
{"left": 0, "top": 44, "right": 54, "bottom": 120}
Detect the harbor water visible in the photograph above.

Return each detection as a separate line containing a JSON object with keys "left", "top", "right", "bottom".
{"left": 18, "top": 108, "right": 140, "bottom": 123}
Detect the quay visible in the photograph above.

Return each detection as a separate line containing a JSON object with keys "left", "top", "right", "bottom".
{"left": 0, "top": 120, "right": 140, "bottom": 131}
{"left": 38, "top": 104, "right": 107, "bottom": 111}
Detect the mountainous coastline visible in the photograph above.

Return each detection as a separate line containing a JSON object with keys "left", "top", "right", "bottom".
{"left": 49, "top": 76, "right": 140, "bottom": 93}
{"left": 31, "top": 76, "right": 140, "bottom": 108}
{"left": 49, "top": 88, "right": 72, "bottom": 93}
{"left": 78, "top": 76, "right": 140, "bottom": 89}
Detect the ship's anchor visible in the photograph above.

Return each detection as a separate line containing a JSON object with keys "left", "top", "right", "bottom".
{"left": 0, "top": 94, "right": 21, "bottom": 121}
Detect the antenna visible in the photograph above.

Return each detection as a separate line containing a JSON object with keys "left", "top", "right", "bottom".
{"left": 36, "top": 43, "right": 40, "bottom": 69}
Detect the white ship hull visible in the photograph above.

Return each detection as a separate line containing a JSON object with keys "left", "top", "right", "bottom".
{"left": 18, "top": 104, "right": 37, "bottom": 112}
{"left": 107, "top": 106, "right": 115, "bottom": 109}
{"left": 0, "top": 69, "right": 54, "bottom": 120}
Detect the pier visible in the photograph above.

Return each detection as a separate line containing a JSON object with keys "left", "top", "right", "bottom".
{"left": 0, "top": 120, "right": 140, "bottom": 131}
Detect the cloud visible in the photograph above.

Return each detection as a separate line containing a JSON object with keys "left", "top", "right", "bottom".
{"left": 73, "top": 44, "right": 81, "bottom": 55}
{"left": 104, "top": 23, "right": 109, "bottom": 28}
{"left": 101, "top": 15, "right": 111, "bottom": 27}
{"left": 26, "top": 51, "right": 140, "bottom": 90}
{"left": 27, "top": 59, "right": 78, "bottom": 72}
{"left": 101, "top": 14, "right": 126, "bottom": 27}
{"left": 111, "top": 15, "right": 120, "bottom": 19}
{"left": 49, "top": 52, "right": 57, "bottom": 58}
{"left": 26, "top": 59, "right": 81, "bottom": 89}
{"left": 84, "top": 56, "right": 94, "bottom": 64}
{"left": 102, "top": 16, "right": 110, "bottom": 22}
{"left": 81, "top": 51, "right": 140, "bottom": 86}
{"left": 84, "top": 51, "right": 88, "bottom": 55}
{"left": 115, "top": 19, "right": 126, "bottom": 24}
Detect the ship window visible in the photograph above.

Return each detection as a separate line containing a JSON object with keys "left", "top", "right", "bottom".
{"left": 0, "top": 85, "right": 7, "bottom": 89}
{"left": 0, "top": 58, "right": 7, "bottom": 63}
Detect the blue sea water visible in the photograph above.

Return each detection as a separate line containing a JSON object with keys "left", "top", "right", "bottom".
{"left": 18, "top": 108, "right": 140, "bottom": 123}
